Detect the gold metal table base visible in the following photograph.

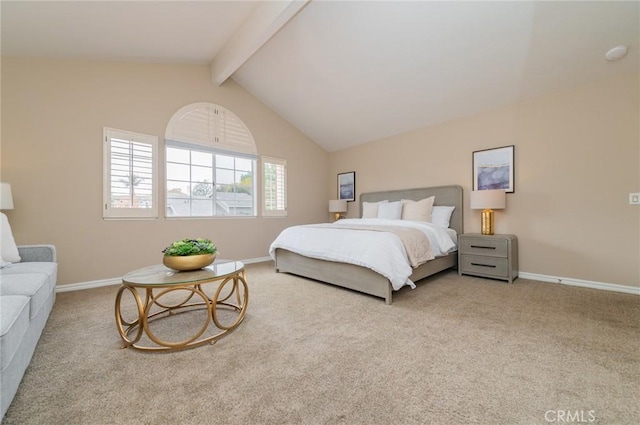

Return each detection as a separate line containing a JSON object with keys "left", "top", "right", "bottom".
{"left": 115, "top": 265, "right": 248, "bottom": 352}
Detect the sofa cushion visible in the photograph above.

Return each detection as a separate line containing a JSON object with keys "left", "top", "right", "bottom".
{"left": 0, "top": 262, "right": 57, "bottom": 279}
{"left": 0, "top": 262, "right": 57, "bottom": 292}
{"left": 0, "top": 273, "right": 53, "bottom": 320}
{"left": 0, "top": 295, "right": 30, "bottom": 371}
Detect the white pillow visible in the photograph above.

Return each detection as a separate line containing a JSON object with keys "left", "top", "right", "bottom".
{"left": 0, "top": 213, "right": 21, "bottom": 263}
{"left": 431, "top": 206, "right": 455, "bottom": 228}
{"left": 400, "top": 196, "right": 435, "bottom": 222}
{"left": 362, "top": 200, "right": 388, "bottom": 218}
{"left": 377, "top": 201, "right": 404, "bottom": 220}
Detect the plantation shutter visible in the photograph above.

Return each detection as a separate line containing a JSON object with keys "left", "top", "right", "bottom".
{"left": 218, "top": 108, "right": 256, "bottom": 154}
{"left": 103, "top": 128, "right": 158, "bottom": 219}
{"left": 165, "top": 103, "right": 257, "bottom": 155}
{"left": 262, "top": 156, "right": 287, "bottom": 217}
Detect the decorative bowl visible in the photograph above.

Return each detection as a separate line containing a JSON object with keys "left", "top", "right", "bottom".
{"left": 162, "top": 254, "right": 216, "bottom": 271}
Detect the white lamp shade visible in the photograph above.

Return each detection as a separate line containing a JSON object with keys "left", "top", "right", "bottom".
{"left": 329, "top": 199, "right": 347, "bottom": 213}
{"left": 470, "top": 190, "right": 505, "bottom": 210}
{"left": 0, "top": 183, "right": 14, "bottom": 210}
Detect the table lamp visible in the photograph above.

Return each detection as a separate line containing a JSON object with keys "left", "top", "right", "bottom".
{"left": 0, "top": 183, "right": 14, "bottom": 210}
{"left": 329, "top": 199, "right": 347, "bottom": 221}
{"left": 470, "top": 189, "right": 505, "bottom": 235}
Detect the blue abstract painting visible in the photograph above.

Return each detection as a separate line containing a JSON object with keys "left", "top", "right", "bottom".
{"left": 473, "top": 145, "right": 514, "bottom": 192}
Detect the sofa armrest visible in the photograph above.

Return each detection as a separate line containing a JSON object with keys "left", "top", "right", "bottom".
{"left": 17, "top": 245, "right": 57, "bottom": 263}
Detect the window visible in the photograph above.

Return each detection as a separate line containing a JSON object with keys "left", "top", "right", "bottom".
{"left": 103, "top": 128, "right": 158, "bottom": 219}
{"left": 165, "top": 103, "right": 260, "bottom": 218}
{"left": 166, "top": 142, "right": 257, "bottom": 217}
{"left": 262, "top": 156, "right": 287, "bottom": 217}
{"left": 165, "top": 102, "right": 256, "bottom": 155}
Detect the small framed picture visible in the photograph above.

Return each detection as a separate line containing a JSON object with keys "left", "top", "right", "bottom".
{"left": 337, "top": 171, "right": 356, "bottom": 202}
{"left": 473, "top": 145, "right": 515, "bottom": 193}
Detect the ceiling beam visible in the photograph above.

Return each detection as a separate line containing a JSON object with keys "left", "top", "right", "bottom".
{"left": 210, "top": 0, "right": 310, "bottom": 86}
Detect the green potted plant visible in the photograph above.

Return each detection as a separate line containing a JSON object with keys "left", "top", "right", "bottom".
{"left": 162, "top": 238, "right": 218, "bottom": 271}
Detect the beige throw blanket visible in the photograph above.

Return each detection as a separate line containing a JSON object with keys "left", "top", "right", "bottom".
{"left": 310, "top": 223, "right": 434, "bottom": 267}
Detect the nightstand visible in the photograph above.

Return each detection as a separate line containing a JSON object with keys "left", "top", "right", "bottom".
{"left": 458, "top": 234, "right": 518, "bottom": 283}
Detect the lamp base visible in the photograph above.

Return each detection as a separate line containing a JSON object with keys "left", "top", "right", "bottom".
{"left": 480, "top": 209, "right": 495, "bottom": 235}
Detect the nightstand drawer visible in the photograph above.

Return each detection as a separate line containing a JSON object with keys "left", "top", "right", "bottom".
{"left": 459, "top": 237, "right": 508, "bottom": 257}
{"left": 460, "top": 255, "right": 509, "bottom": 278}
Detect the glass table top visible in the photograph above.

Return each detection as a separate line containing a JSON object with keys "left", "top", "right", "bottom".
{"left": 122, "top": 260, "right": 244, "bottom": 286}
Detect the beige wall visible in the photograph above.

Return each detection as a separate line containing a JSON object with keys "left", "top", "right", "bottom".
{"left": 2, "top": 57, "right": 638, "bottom": 288}
{"left": 1, "top": 57, "right": 329, "bottom": 285}
{"left": 329, "top": 72, "right": 640, "bottom": 288}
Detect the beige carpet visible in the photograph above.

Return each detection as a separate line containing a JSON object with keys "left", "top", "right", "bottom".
{"left": 3, "top": 262, "right": 639, "bottom": 424}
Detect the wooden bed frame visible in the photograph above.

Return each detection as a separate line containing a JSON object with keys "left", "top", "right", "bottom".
{"left": 274, "top": 185, "right": 464, "bottom": 304}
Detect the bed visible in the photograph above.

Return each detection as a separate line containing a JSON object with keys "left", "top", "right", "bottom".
{"left": 271, "top": 185, "right": 463, "bottom": 304}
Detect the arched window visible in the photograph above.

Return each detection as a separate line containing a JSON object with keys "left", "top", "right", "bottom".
{"left": 166, "top": 102, "right": 257, "bottom": 155}
{"left": 165, "top": 103, "right": 258, "bottom": 217}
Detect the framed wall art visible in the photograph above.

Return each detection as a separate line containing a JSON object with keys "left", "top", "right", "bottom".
{"left": 472, "top": 145, "right": 515, "bottom": 193}
{"left": 337, "top": 171, "right": 356, "bottom": 202}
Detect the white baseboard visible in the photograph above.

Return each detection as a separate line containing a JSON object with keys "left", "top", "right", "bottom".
{"left": 56, "top": 261, "right": 639, "bottom": 296}
{"left": 519, "top": 272, "right": 640, "bottom": 296}
{"left": 55, "top": 277, "right": 121, "bottom": 293}
{"left": 242, "top": 256, "right": 272, "bottom": 265}
{"left": 55, "top": 256, "right": 274, "bottom": 293}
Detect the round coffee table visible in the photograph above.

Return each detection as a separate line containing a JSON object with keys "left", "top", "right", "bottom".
{"left": 115, "top": 260, "right": 248, "bottom": 352}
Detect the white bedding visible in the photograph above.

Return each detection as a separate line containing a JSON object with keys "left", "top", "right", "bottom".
{"left": 269, "top": 218, "right": 457, "bottom": 290}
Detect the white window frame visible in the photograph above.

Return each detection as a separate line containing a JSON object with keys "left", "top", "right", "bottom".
{"left": 165, "top": 141, "right": 258, "bottom": 218}
{"left": 103, "top": 127, "right": 158, "bottom": 219}
{"left": 165, "top": 102, "right": 262, "bottom": 219}
{"left": 262, "top": 156, "right": 287, "bottom": 217}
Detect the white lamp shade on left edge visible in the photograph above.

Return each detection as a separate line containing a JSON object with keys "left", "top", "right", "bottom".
{"left": 0, "top": 183, "right": 14, "bottom": 210}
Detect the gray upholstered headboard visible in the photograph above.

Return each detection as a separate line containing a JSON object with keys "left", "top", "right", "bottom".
{"left": 359, "top": 185, "right": 463, "bottom": 235}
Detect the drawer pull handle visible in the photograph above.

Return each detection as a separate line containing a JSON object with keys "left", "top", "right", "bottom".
{"left": 470, "top": 245, "right": 496, "bottom": 250}
{"left": 471, "top": 263, "right": 496, "bottom": 268}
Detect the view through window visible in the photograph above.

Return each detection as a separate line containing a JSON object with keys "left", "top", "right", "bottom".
{"left": 166, "top": 142, "right": 256, "bottom": 217}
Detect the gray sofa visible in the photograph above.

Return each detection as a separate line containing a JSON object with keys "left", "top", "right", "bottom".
{"left": 0, "top": 245, "right": 57, "bottom": 419}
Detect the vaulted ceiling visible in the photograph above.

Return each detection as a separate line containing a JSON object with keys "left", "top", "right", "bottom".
{"left": 2, "top": 1, "right": 638, "bottom": 152}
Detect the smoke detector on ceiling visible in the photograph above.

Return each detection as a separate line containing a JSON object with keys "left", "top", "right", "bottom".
{"left": 605, "top": 45, "right": 628, "bottom": 61}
